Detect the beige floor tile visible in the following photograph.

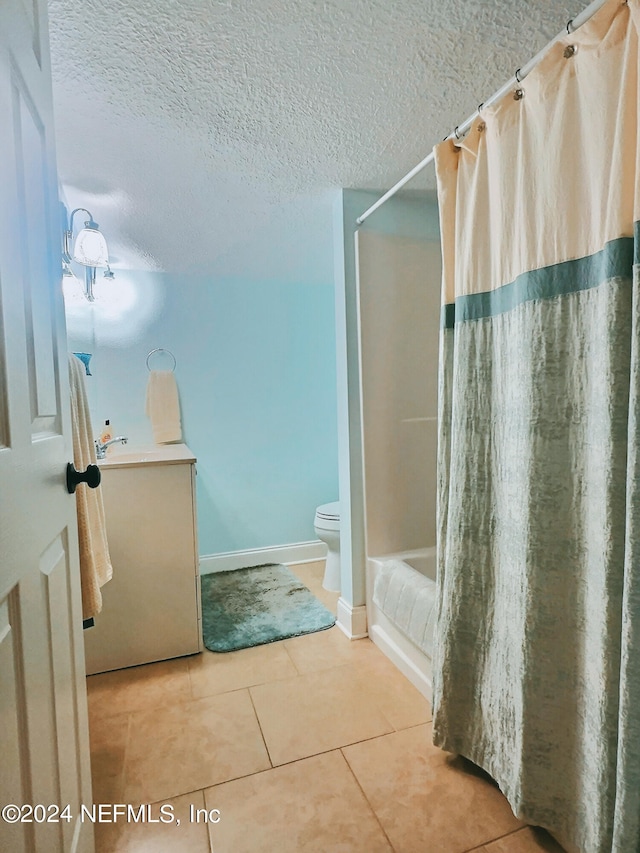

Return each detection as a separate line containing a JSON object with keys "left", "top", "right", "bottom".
{"left": 87, "top": 657, "right": 192, "bottom": 721}
{"left": 283, "top": 627, "right": 382, "bottom": 675}
{"left": 287, "top": 559, "right": 325, "bottom": 583}
{"left": 88, "top": 711, "right": 129, "bottom": 804}
{"left": 350, "top": 652, "right": 431, "bottom": 730}
{"left": 203, "top": 750, "right": 392, "bottom": 853}
{"left": 94, "top": 790, "right": 211, "bottom": 853}
{"left": 249, "top": 665, "right": 394, "bottom": 765}
{"left": 123, "top": 689, "right": 271, "bottom": 803}
{"left": 342, "top": 724, "right": 523, "bottom": 853}
{"left": 288, "top": 560, "right": 339, "bottom": 614}
{"left": 188, "top": 642, "right": 298, "bottom": 699}
{"left": 284, "top": 628, "right": 429, "bottom": 729}
{"left": 475, "top": 826, "right": 567, "bottom": 852}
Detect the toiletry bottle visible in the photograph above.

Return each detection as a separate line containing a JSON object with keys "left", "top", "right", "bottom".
{"left": 100, "top": 419, "right": 113, "bottom": 451}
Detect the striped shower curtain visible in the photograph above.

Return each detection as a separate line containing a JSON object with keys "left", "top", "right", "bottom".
{"left": 432, "top": 1, "right": 640, "bottom": 851}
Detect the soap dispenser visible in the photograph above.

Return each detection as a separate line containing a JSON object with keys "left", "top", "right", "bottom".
{"left": 100, "top": 419, "right": 113, "bottom": 449}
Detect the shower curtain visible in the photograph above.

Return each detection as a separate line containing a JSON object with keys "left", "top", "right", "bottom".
{"left": 432, "top": 2, "right": 640, "bottom": 852}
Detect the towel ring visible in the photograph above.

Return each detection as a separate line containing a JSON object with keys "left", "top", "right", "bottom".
{"left": 146, "top": 348, "right": 176, "bottom": 372}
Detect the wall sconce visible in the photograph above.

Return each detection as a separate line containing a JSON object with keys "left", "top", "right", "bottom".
{"left": 62, "top": 207, "right": 114, "bottom": 302}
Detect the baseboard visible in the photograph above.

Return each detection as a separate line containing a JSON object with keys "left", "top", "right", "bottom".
{"left": 200, "top": 540, "right": 328, "bottom": 575}
{"left": 336, "top": 598, "right": 368, "bottom": 640}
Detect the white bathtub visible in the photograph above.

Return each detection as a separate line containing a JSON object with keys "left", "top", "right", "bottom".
{"left": 395, "top": 548, "right": 436, "bottom": 581}
{"left": 366, "top": 546, "right": 437, "bottom": 701}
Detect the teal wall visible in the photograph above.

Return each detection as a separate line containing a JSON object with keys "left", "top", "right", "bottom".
{"left": 66, "top": 195, "right": 339, "bottom": 557}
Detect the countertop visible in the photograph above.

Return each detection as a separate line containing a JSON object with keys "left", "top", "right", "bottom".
{"left": 97, "top": 443, "right": 196, "bottom": 469}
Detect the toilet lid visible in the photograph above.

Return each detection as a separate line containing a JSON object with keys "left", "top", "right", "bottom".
{"left": 316, "top": 501, "right": 339, "bottom": 521}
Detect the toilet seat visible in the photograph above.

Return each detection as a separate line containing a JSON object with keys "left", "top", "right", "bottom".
{"left": 314, "top": 501, "right": 340, "bottom": 532}
{"left": 315, "top": 501, "right": 339, "bottom": 521}
{"left": 313, "top": 502, "right": 341, "bottom": 592}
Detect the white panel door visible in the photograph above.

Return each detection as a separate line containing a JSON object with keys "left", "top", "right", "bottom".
{"left": 0, "top": 1, "right": 94, "bottom": 851}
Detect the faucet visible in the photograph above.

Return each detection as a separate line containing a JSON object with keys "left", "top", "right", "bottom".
{"left": 95, "top": 436, "right": 128, "bottom": 459}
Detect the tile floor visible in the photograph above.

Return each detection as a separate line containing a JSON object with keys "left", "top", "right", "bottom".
{"left": 86, "top": 561, "right": 566, "bottom": 853}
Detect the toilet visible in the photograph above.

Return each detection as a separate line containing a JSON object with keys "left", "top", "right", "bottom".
{"left": 314, "top": 502, "right": 341, "bottom": 592}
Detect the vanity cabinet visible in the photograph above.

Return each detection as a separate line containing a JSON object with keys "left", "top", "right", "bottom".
{"left": 84, "top": 444, "right": 202, "bottom": 674}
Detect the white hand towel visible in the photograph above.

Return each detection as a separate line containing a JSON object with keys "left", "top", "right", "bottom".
{"left": 69, "top": 353, "right": 113, "bottom": 619}
{"left": 145, "top": 369, "right": 182, "bottom": 443}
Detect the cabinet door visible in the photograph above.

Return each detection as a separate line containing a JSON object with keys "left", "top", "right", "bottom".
{"left": 84, "top": 463, "right": 201, "bottom": 674}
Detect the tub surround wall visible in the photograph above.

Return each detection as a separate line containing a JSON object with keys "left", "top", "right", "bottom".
{"left": 357, "top": 229, "right": 441, "bottom": 556}
{"left": 349, "top": 192, "right": 441, "bottom": 678}
{"left": 333, "top": 189, "right": 440, "bottom": 637}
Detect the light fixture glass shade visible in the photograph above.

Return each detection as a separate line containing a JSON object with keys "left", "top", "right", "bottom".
{"left": 73, "top": 227, "right": 109, "bottom": 267}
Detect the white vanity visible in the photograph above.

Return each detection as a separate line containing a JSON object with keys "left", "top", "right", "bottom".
{"left": 84, "top": 443, "right": 202, "bottom": 674}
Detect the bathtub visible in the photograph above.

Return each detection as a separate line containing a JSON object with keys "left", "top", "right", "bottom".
{"left": 366, "top": 547, "right": 437, "bottom": 701}
{"left": 395, "top": 549, "right": 436, "bottom": 580}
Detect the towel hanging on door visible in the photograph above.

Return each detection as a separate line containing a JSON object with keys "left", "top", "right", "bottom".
{"left": 68, "top": 353, "right": 112, "bottom": 619}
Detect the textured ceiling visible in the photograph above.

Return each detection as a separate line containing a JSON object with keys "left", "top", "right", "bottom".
{"left": 48, "top": 0, "right": 579, "bottom": 275}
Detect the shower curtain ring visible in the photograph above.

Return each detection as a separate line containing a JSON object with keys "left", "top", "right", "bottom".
{"left": 566, "top": 18, "right": 575, "bottom": 34}
{"left": 515, "top": 68, "right": 523, "bottom": 83}
{"left": 454, "top": 126, "right": 462, "bottom": 140}
{"left": 477, "top": 105, "right": 486, "bottom": 133}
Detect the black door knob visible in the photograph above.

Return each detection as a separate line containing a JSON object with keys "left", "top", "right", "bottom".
{"left": 66, "top": 462, "right": 101, "bottom": 494}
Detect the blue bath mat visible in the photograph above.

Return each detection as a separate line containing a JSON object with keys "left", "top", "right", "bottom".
{"left": 200, "top": 563, "right": 336, "bottom": 652}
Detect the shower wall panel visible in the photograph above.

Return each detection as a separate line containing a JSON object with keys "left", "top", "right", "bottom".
{"left": 356, "top": 230, "right": 441, "bottom": 556}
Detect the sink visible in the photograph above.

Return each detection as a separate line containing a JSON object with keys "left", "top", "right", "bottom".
{"left": 97, "top": 444, "right": 196, "bottom": 468}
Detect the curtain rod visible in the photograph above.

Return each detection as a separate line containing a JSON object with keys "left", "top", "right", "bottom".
{"left": 356, "top": 0, "right": 613, "bottom": 226}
